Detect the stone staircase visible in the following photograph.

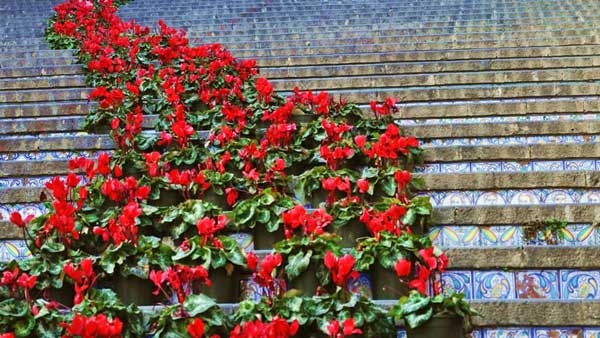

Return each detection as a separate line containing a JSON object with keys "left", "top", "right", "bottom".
{"left": 2, "top": 0, "right": 600, "bottom": 336}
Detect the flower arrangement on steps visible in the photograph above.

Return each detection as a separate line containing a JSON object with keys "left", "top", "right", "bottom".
{"left": 0, "top": 0, "right": 477, "bottom": 337}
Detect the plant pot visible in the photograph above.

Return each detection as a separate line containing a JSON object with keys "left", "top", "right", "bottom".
{"left": 112, "top": 275, "right": 159, "bottom": 306}
{"left": 334, "top": 220, "right": 369, "bottom": 248}
{"left": 253, "top": 226, "right": 285, "bottom": 250}
{"left": 200, "top": 190, "right": 229, "bottom": 209}
{"left": 371, "top": 263, "right": 408, "bottom": 300}
{"left": 406, "top": 316, "right": 464, "bottom": 338}
{"left": 154, "top": 189, "right": 183, "bottom": 207}
{"left": 286, "top": 265, "right": 318, "bottom": 296}
{"left": 200, "top": 266, "right": 239, "bottom": 303}
{"left": 308, "top": 189, "right": 329, "bottom": 208}
{"left": 46, "top": 286, "right": 75, "bottom": 307}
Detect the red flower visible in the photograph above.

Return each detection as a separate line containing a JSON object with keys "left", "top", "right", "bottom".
{"left": 255, "top": 77, "right": 273, "bottom": 103}
{"left": 327, "top": 318, "right": 362, "bottom": 338}
{"left": 187, "top": 318, "right": 205, "bottom": 338}
{"left": 230, "top": 317, "right": 298, "bottom": 338}
{"left": 0, "top": 333, "right": 15, "bottom": 338}
{"left": 395, "top": 259, "right": 412, "bottom": 277}
{"left": 62, "top": 313, "right": 123, "bottom": 338}
{"left": 9, "top": 212, "right": 34, "bottom": 228}
{"left": 226, "top": 187, "right": 239, "bottom": 206}
{"left": 324, "top": 251, "right": 358, "bottom": 288}
{"left": 144, "top": 151, "right": 161, "bottom": 177}
{"left": 356, "top": 179, "right": 369, "bottom": 193}
{"left": 246, "top": 251, "right": 258, "bottom": 271}
{"left": 196, "top": 215, "right": 227, "bottom": 246}
{"left": 16, "top": 273, "right": 36, "bottom": 289}
{"left": 354, "top": 135, "right": 366, "bottom": 148}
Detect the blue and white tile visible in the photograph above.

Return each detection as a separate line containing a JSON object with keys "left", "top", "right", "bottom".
{"left": 440, "top": 271, "right": 473, "bottom": 299}
{"left": 515, "top": 270, "right": 560, "bottom": 300}
{"left": 0, "top": 204, "right": 47, "bottom": 219}
{"left": 473, "top": 271, "right": 515, "bottom": 300}
{"left": 419, "top": 159, "right": 600, "bottom": 174}
{"left": 0, "top": 240, "right": 30, "bottom": 262}
{"left": 585, "top": 328, "right": 600, "bottom": 338}
{"left": 560, "top": 270, "right": 600, "bottom": 300}
{"left": 483, "top": 328, "right": 531, "bottom": 338}
{"left": 533, "top": 328, "right": 583, "bottom": 338}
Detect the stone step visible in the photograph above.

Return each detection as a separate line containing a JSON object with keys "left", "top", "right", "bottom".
{"left": 0, "top": 64, "right": 81, "bottom": 79}
{"left": 262, "top": 55, "right": 600, "bottom": 79}
{"left": 0, "top": 88, "right": 90, "bottom": 104}
{"left": 0, "top": 56, "right": 77, "bottom": 68}
{"left": 399, "top": 97, "right": 600, "bottom": 119}
{"left": 116, "top": 7, "right": 597, "bottom": 26}
{"left": 115, "top": 1, "right": 594, "bottom": 14}
{"left": 2, "top": 202, "right": 599, "bottom": 239}
{"left": 271, "top": 67, "right": 600, "bottom": 92}
{"left": 0, "top": 75, "right": 86, "bottom": 90}
{"left": 2, "top": 170, "right": 596, "bottom": 204}
{"left": 228, "top": 36, "right": 599, "bottom": 59}
{"left": 189, "top": 21, "right": 600, "bottom": 42}
{"left": 301, "top": 82, "right": 600, "bottom": 104}
{"left": 190, "top": 27, "right": 600, "bottom": 51}
{"left": 0, "top": 111, "right": 596, "bottom": 138}
{"left": 256, "top": 44, "right": 600, "bottom": 67}
{"left": 5, "top": 52, "right": 600, "bottom": 83}
{"left": 0, "top": 140, "right": 596, "bottom": 167}
{"left": 0, "top": 101, "right": 91, "bottom": 118}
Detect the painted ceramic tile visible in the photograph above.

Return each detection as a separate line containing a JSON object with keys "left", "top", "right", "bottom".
{"left": 348, "top": 273, "right": 372, "bottom": 299}
{"left": 544, "top": 190, "right": 575, "bottom": 204}
{"left": 564, "top": 160, "right": 595, "bottom": 171}
{"left": 585, "top": 328, "right": 600, "bottom": 338}
{"left": 440, "top": 271, "right": 473, "bottom": 299}
{"left": 440, "top": 226, "right": 481, "bottom": 247}
{"left": 440, "top": 162, "right": 471, "bottom": 173}
{"left": 228, "top": 232, "right": 254, "bottom": 254}
{"left": 396, "top": 331, "right": 407, "bottom": 338}
{"left": 469, "top": 330, "right": 482, "bottom": 338}
{"left": 476, "top": 191, "right": 506, "bottom": 206}
{"left": 0, "top": 240, "right": 30, "bottom": 262}
{"left": 532, "top": 161, "right": 564, "bottom": 171}
{"left": 501, "top": 161, "right": 530, "bottom": 172}
{"left": 533, "top": 328, "right": 583, "bottom": 338}
{"left": 483, "top": 328, "right": 531, "bottom": 338}
{"left": 473, "top": 271, "right": 515, "bottom": 300}
{"left": 439, "top": 191, "right": 472, "bottom": 207}
{"left": 471, "top": 162, "right": 503, "bottom": 172}
{"left": 515, "top": 270, "right": 560, "bottom": 300}
{"left": 560, "top": 270, "right": 600, "bottom": 300}
{"left": 562, "top": 224, "right": 597, "bottom": 246}
{"left": 428, "top": 226, "right": 443, "bottom": 246}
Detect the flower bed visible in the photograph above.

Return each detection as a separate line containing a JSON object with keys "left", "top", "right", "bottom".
{"left": 0, "top": 0, "right": 475, "bottom": 337}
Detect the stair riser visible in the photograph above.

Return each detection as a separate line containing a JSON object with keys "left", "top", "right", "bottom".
{"left": 0, "top": 75, "right": 86, "bottom": 90}
{"left": 272, "top": 68, "right": 600, "bottom": 91}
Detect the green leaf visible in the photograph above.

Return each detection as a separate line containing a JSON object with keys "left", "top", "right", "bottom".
{"left": 40, "top": 242, "right": 65, "bottom": 253}
{"left": 286, "top": 250, "right": 312, "bottom": 280}
{"left": 234, "top": 202, "right": 256, "bottom": 225}
{"left": 404, "top": 308, "right": 433, "bottom": 329}
{"left": 183, "top": 293, "right": 217, "bottom": 316}
{"left": 14, "top": 316, "right": 35, "bottom": 337}
{"left": 183, "top": 200, "right": 205, "bottom": 224}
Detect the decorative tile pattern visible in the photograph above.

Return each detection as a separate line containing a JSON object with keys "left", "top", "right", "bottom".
{"left": 397, "top": 113, "right": 600, "bottom": 126}
{"left": 440, "top": 270, "right": 473, "bottom": 299}
{"left": 0, "top": 150, "right": 108, "bottom": 161}
{"left": 483, "top": 328, "right": 531, "bottom": 338}
{"left": 473, "top": 271, "right": 515, "bottom": 300}
{"left": 515, "top": 270, "right": 560, "bottom": 300}
{"left": 418, "top": 160, "right": 600, "bottom": 174}
{"left": 533, "top": 328, "right": 583, "bottom": 338}
{"left": 0, "top": 240, "right": 31, "bottom": 262}
{"left": 430, "top": 224, "right": 597, "bottom": 248}
{"left": 424, "top": 135, "right": 600, "bottom": 147}
{"left": 426, "top": 189, "right": 600, "bottom": 207}
{"left": 560, "top": 270, "right": 600, "bottom": 300}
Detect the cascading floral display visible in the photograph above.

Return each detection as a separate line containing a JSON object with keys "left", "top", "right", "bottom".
{"left": 0, "top": 0, "right": 452, "bottom": 336}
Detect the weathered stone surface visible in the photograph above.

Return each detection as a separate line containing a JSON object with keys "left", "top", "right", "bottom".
{"left": 472, "top": 302, "right": 600, "bottom": 326}
{"left": 447, "top": 247, "right": 600, "bottom": 269}
{"left": 0, "top": 160, "right": 71, "bottom": 178}
{"left": 425, "top": 143, "right": 600, "bottom": 162}
{"left": 432, "top": 205, "right": 600, "bottom": 224}
{"left": 417, "top": 171, "right": 595, "bottom": 190}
